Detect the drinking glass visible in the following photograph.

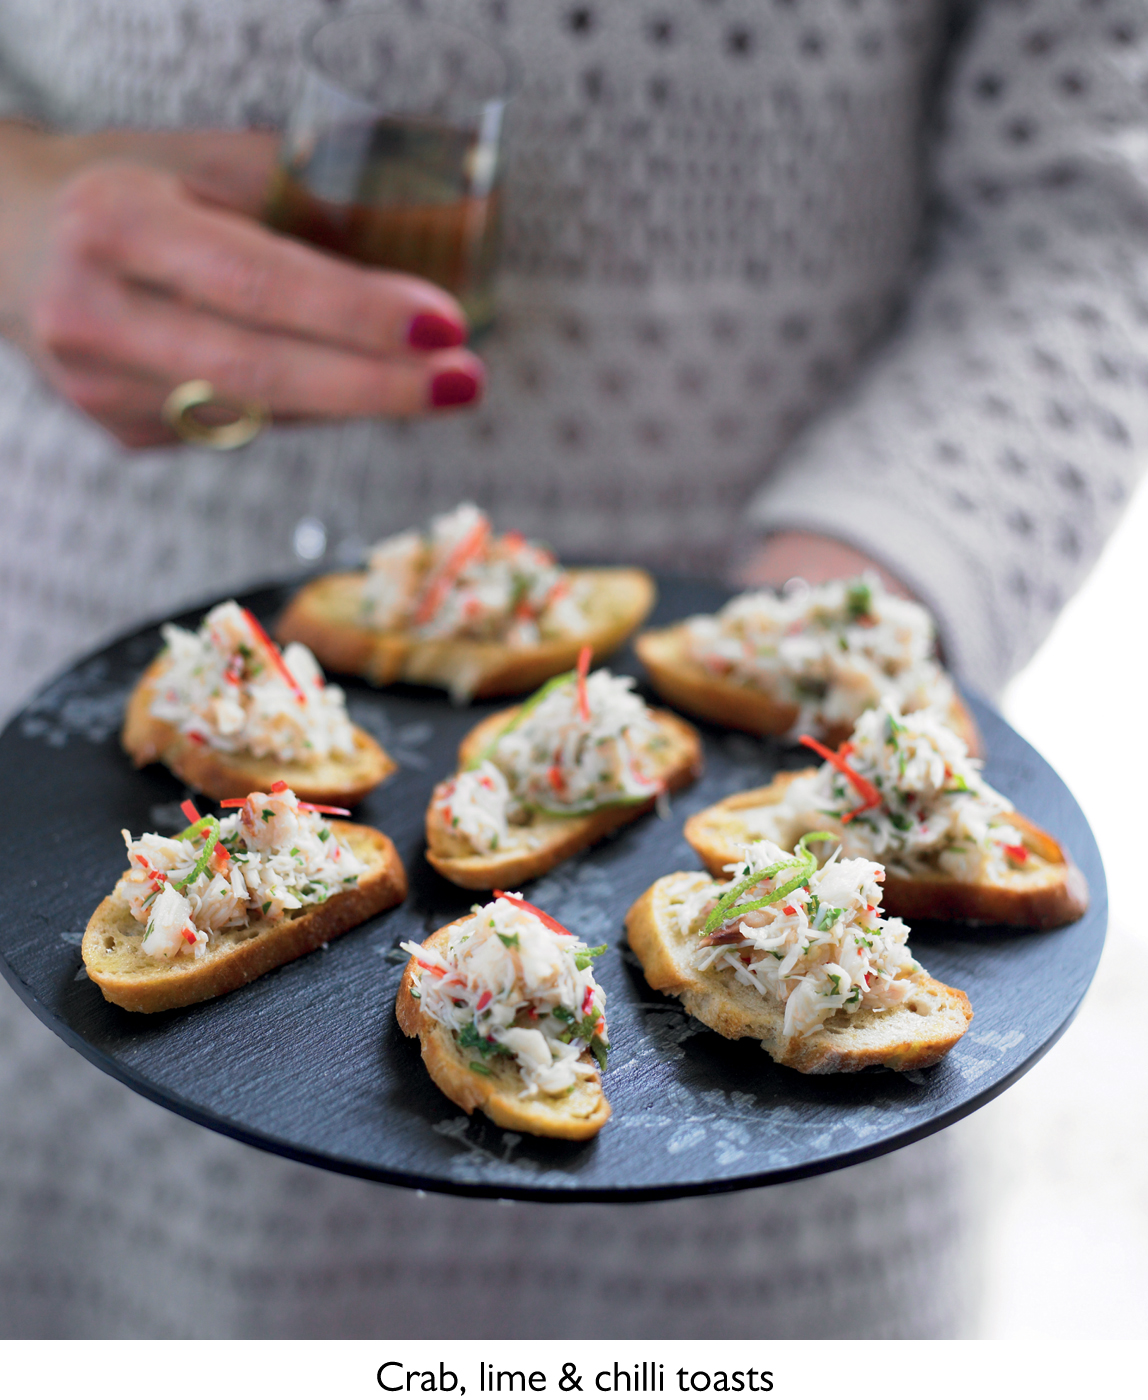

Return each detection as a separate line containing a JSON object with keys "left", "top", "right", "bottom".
{"left": 265, "top": 3, "right": 512, "bottom": 335}
{"left": 269, "top": 5, "right": 512, "bottom": 567}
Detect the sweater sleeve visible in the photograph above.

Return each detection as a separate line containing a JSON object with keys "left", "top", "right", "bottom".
{"left": 750, "top": 0, "right": 1148, "bottom": 694}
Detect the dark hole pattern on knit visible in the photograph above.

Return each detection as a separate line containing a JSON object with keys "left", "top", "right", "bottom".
{"left": 0, "top": 0, "right": 1146, "bottom": 707}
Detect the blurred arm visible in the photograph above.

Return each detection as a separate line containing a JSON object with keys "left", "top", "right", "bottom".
{"left": 749, "top": 0, "right": 1148, "bottom": 693}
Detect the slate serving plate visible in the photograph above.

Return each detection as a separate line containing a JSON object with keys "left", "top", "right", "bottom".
{"left": 0, "top": 576, "right": 1106, "bottom": 1202}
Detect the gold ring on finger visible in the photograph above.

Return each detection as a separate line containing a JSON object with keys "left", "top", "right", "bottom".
{"left": 161, "top": 379, "right": 269, "bottom": 450}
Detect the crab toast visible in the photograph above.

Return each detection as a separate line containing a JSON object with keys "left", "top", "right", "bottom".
{"left": 84, "top": 786, "right": 406, "bottom": 1013}
{"left": 396, "top": 893, "right": 611, "bottom": 1139}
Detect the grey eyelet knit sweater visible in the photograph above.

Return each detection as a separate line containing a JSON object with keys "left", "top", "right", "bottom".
{"left": 0, "top": 0, "right": 1137, "bottom": 1338}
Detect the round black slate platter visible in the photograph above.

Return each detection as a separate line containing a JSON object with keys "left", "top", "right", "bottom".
{"left": 0, "top": 576, "right": 1107, "bottom": 1201}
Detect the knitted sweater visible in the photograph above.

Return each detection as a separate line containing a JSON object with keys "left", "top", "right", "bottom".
{"left": 3, "top": 0, "right": 1146, "bottom": 721}
{"left": 0, "top": 0, "right": 1138, "bottom": 1340}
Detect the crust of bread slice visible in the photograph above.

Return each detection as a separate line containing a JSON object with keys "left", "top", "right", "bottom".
{"left": 683, "top": 770, "right": 1089, "bottom": 930}
{"left": 396, "top": 922, "right": 611, "bottom": 1139}
{"left": 122, "top": 657, "right": 396, "bottom": 805}
{"left": 625, "top": 873, "right": 972, "bottom": 1073}
{"left": 82, "top": 822, "right": 407, "bottom": 1013}
{"left": 275, "top": 567, "right": 656, "bottom": 699}
{"left": 634, "top": 624, "right": 982, "bottom": 754}
{"left": 424, "top": 705, "right": 704, "bottom": 889}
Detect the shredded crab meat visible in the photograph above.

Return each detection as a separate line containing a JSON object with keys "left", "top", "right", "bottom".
{"left": 432, "top": 668, "right": 666, "bottom": 851}
{"left": 149, "top": 600, "right": 356, "bottom": 766}
{"left": 434, "top": 761, "right": 512, "bottom": 854}
{"left": 118, "top": 787, "right": 364, "bottom": 961}
{"left": 753, "top": 698, "right": 1026, "bottom": 882}
{"left": 401, "top": 895, "right": 608, "bottom": 1099}
{"left": 684, "top": 574, "right": 954, "bottom": 737}
{"left": 361, "top": 502, "right": 592, "bottom": 644}
{"left": 674, "top": 839, "right": 918, "bottom": 1039}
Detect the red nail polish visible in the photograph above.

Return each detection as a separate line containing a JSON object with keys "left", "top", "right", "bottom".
{"left": 409, "top": 312, "right": 466, "bottom": 350}
{"left": 430, "top": 368, "right": 481, "bottom": 408}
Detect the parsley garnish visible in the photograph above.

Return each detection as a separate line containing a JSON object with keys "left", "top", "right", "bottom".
{"left": 574, "top": 943, "right": 607, "bottom": 970}
{"left": 846, "top": 581, "right": 872, "bottom": 620}
{"left": 458, "top": 1020, "right": 512, "bottom": 1058}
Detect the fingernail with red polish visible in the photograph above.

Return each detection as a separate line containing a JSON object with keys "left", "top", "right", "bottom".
{"left": 430, "top": 368, "right": 481, "bottom": 408}
{"left": 409, "top": 312, "right": 466, "bottom": 350}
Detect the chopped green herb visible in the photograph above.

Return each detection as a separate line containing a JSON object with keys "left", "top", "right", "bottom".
{"left": 261, "top": 809, "right": 274, "bottom": 821}
{"left": 846, "top": 581, "right": 872, "bottom": 620}
{"left": 262, "top": 901, "right": 271, "bottom": 914}
{"left": 574, "top": 943, "right": 607, "bottom": 970}
{"left": 496, "top": 931, "right": 520, "bottom": 948}
{"left": 458, "top": 1021, "right": 512, "bottom": 1058}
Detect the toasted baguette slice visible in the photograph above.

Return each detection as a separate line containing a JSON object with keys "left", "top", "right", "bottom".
{"left": 635, "top": 624, "right": 981, "bottom": 754}
{"left": 122, "top": 656, "right": 395, "bottom": 805}
{"left": 625, "top": 873, "right": 972, "bottom": 1073}
{"left": 684, "top": 770, "right": 1088, "bottom": 930}
{"left": 425, "top": 705, "right": 703, "bottom": 889}
{"left": 276, "top": 567, "right": 656, "bottom": 701}
{"left": 83, "top": 822, "right": 406, "bottom": 1013}
{"left": 396, "top": 922, "right": 611, "bottom": 1139}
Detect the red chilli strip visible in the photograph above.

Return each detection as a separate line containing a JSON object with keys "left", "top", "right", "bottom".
{"left": 219, "top": 798, "right": 247, "bottom": 808}
{"left": 180, "top": 799, "right": 203, "bottom": 826}
{"left": 241, "top": 607, "right": 307, "bottom": 707}
{"left": 212, "top": 842, "right": 231, "bottom": 869}
{"left": 492, "top": 891, "right": 574, "bottom": 939}
{"left": 270, "top": 780, "right": 289, "bottom": 794}
{"left": 412, "top": 517, "right": 491, "bottom": 626}
{"left": 798, "top": 734, "right": 882, "bottom": 824}
{"left": 298, "top": 802, "right": 352, "bottom": 816}
{"left": 1004, "top": 843, "right": 1029, "bottom": 863}
{"left": 576, "top": 644, "right": 592, "bottom": 720}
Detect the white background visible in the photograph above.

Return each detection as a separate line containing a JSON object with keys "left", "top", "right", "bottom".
{"left": 952, "top": 474, "right": 1148, "bottom": 1338}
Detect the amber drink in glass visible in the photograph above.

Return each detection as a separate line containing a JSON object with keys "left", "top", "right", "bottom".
{"left": 266, "top": 7, "right": 511, "bottom": 334}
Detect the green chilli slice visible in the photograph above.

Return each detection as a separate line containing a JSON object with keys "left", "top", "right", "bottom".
{"left": 701, "top": 832, "right": 834, "bottom": 936}
{"left": 464, "top": 668, "right": 577, "bottom": 771}
{"left": 171, "top": 815, "right": 221, "bottom": 893}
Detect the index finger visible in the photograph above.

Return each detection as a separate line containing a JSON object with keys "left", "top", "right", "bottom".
{"left": 66, "top": 164, "right": 469, "bottom": 356}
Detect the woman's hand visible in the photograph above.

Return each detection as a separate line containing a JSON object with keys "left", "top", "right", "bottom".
{"left": 736, "top": 530, "right": 912, "bottom": 597}
{"left": 0, "top": 123, "right": 484, "bottom": 447}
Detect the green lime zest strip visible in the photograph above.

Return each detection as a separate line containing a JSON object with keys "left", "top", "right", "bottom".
{"left": 702, "top": 832, "right": 834, "bottom": 935}
{"left": 464, "top": 668, "right": 577, "bottom": 771}
{"left": 171, "top": 815, "right": 221, "bottom": 893}
{"left": 523, "top": 789, "right": 652, "bottom": 819}
{"left": 173, "top": 814, "right": 216, "bottom": 843}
